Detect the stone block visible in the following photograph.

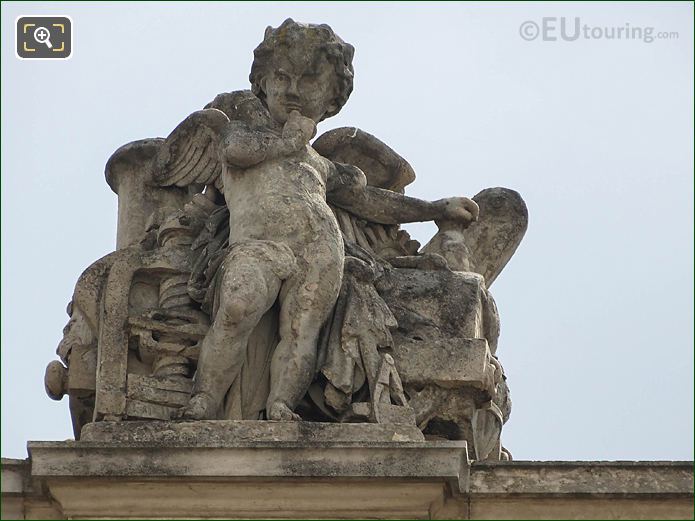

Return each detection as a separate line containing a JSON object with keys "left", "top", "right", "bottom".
{"left": 126, "top": 374, "right": 191, "bottom": 408}
{"left": 26, "top": 436, "right": 469, "bottom": 517}
{"left": 80, "top": 419, "right": 426, "bottom": 444}
{"left": 393, "top": 337, "right": 493, "bottom": 391}
{"left": 379, "top": 268, "right": 485, "bottom": 340}
{"left": 124, "top": 400, "right": 178, "bottom": 421}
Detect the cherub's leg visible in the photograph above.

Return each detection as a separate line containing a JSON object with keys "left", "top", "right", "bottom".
{"left": 266, "top": 255, "right": 343, "bottom": 421}
{"left": 181, "top": 251, "right": 282, "bottom": 420}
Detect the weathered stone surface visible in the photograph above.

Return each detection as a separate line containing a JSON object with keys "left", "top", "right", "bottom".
{"left": 423, "top": 187, "right": 528, "bottom": 287}
{"left": 9, "top": 15, "right": 690, "bottom": 521}
{"left": 393, "top": 338, "right": 493, "bottom": 390}
{"left": 126, "top": 374, "right": 192, "bottom": 408}
{"left": 463, "top": 187, "right": 528, "bottom": 287}
{"left": 3, "top": 455, "right": 692, "bottom": 520}
{"left": 378, "top": 268, "right": 486, "bottom": 340}
{"left": 105, "top": 138, "right": 190, "bottom": 251}
{"left": 124, "top": 400, "right": 179, "bottom": 421}
{"left": 45, "top": 480, "right": 451, "bottom": 520}
{"left": 28, "top": 440, "right": 468, "bottom": 491}
{"left": 374, "top": 267, "right": 508, "bottom": 458}
{"left": 45, "top": 18, "right": 528, "bottom": 460}
{"left": 314, "top": 127, "right": 416, "bottom": 192}
{"left": 80, "top": 420, "right": 425, "bottom": 444}
{"left": 0, "top": 458, "right": 63, "bottom": 520}
{"left": 461, "top": 461, "right": 695, "bottom": 520}
{"left": 469, "top": 460, "right": 695, "bottom": 495}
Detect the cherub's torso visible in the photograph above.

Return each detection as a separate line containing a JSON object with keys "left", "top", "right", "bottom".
{"left": 222, "top": 144, "right": 342, "bottom": 256}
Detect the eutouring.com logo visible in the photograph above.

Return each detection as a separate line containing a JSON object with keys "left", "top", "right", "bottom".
{"left": 519, "top": 17, "right": 679, "bottom": 43}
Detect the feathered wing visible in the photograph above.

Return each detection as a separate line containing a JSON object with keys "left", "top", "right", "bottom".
{"left": 314, "top": 127, "right": 416, "bottom": 192}
{"left": 152, "top": 108, "right": 229, "bottom": 189}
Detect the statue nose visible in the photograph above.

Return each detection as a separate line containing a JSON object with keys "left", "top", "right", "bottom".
{"left": 286, "top": 79, "right": 300, "bottom": 98}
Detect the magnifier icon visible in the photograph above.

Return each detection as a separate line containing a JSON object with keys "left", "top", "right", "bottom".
{"left": 33, "top": 26, "right": 53, "bottom": 49}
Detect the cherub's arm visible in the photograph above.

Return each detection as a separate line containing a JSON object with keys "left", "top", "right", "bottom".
{"left": 327, "top": 163, "right": 479, "bottom": 225}
{"left": 221, "top": 111, "right": 316, "bottom": 169}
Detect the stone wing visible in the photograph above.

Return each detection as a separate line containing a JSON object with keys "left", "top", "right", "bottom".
{"left": 152, "top": 108, "right": 229, "bottom": 188}
{"left": 314, "top": 127, "right": 415, "bottom": 193}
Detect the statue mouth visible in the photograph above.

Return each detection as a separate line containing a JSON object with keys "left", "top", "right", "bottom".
{"left": 284, "top": 102, "right": 302, "bottom": 112}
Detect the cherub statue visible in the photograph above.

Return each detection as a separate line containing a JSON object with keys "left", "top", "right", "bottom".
{"left": 47, "top": 20, "right": 527, "bottom": 460}
{"left": 152, "top": 19, "right": 479, "bottom": 421}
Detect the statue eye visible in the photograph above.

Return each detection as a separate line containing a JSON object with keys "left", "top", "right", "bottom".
{"left": 299, "top": 75, "right": 318, "bottom": 88}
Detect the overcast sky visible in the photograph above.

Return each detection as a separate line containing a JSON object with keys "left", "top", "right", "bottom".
{"left": 2, "top": 2, "right": 693, "bottom": 461}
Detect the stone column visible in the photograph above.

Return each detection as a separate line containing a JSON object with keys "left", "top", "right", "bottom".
{"left": 105, "top": 138, "right": 191, "bottom": 249}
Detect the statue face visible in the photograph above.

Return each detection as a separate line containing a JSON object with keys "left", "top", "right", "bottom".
{"left": 262, "top": 51, "right": 338, "bottom": 124}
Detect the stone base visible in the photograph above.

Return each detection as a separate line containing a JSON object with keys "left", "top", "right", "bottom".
{"left": 3, "top": 425, "right": 693, "bottom": 520}
{"left": 80, "top": 419, "right": 426, "bottom": 444}
{"left": 24, "top": 424, "right": 469, "bottom": 519}
{"left": 4, "top": 454, "right": 693, "bottom": 519}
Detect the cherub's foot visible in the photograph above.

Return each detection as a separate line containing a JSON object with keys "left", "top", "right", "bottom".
{"left": 175, "top": 393, "right": 215, "bottom": 420}
{"left": 267, "top": 401, "right": 301, "bottom": 421}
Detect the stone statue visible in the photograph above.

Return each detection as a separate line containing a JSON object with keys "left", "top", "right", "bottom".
{"left": 45, "top": 19, "right": 527, "bottom": 461}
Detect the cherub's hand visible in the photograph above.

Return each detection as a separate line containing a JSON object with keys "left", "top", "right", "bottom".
{"left": 435, "top": 197, "right": 480, "bottom": 224}
{"left": 282, "top": 110, "right": 317, "bottom": 148}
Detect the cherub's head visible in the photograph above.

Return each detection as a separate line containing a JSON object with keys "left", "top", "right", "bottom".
{"left": 250, "top": 19, "right": 354, "bottom": 124}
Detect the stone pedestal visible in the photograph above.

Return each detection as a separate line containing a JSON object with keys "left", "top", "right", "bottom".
{"left": 79, "top": 419, "right": 427, "bottom": 444}
{"left": 3, "top": 451, "right": 693, "bottom": 519}
{"left": 25, "top": 421, "right": 468, "bottom": 519}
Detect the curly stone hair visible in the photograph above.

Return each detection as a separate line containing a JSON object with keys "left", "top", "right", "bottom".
{"left": 249, "top": 18, "right": 355, "bottom": 121}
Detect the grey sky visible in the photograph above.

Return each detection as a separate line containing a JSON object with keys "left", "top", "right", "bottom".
{"left": 2, "top": 2, "right": 693, "bottom": 461}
